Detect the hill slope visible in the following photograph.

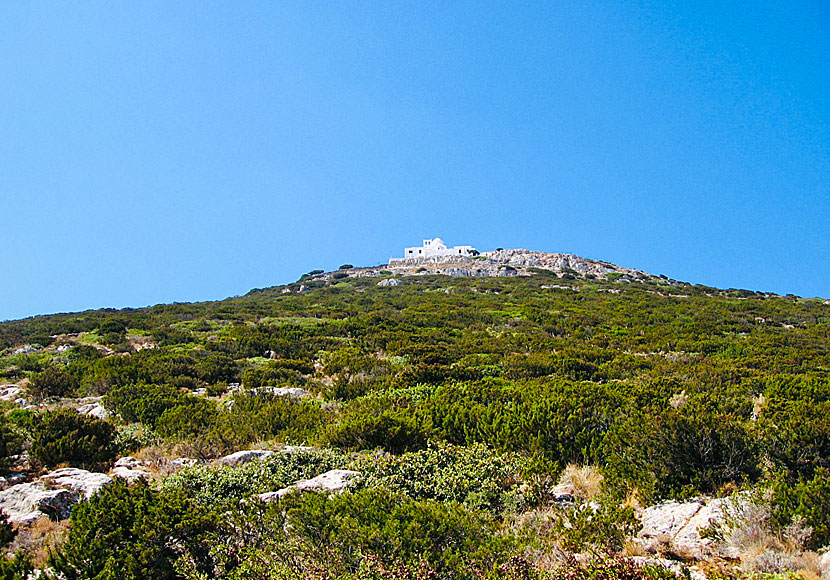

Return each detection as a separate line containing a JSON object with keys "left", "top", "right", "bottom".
{"left": 1, "top": 250, "right": 830, "bottom": 576}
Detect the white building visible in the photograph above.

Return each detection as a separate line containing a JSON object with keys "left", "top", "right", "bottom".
{"left": 398, "top": 238, "right": 477, "bottom": 260}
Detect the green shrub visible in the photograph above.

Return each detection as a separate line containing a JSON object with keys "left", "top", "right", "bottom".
{"left": 155, "top": 398, "right": 219, "bottom": 438}
{"left": 279, "top": 488, "right": 507, "bottom": 577}
{"left": 771, "top": 467, "right": 830, "bottom": 548}
{"left": 30, "top": 409, "right": 116, "bottom": 470}
{"left": 27, "top": 366, "right": 79, "bottom": 400}
{"left": 105, "top": 383, "right": 191, "bottom": 427}
{"left": 606, "top": 408, "right": 759, "bottom": 499}
{"left": 161, "top": 447, "right": 350, "bottom": 509}
{"left": 49, "top": 479, "right": 216, "bottom": 580}
{"left": 0, "top": 414, "right": 24, "bottom": 469}
{"left": 356, "top": 442, "right": 528, "bottom": 512}
{"left": 547, "top": 503, "right": 637, "bottom": 553}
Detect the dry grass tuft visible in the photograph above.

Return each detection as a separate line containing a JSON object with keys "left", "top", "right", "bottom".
{"left": 558, "top": 464, "right": 604, "bottom": 500}
{"left": 9, "top": 517, "right": 67, "bottom": 567}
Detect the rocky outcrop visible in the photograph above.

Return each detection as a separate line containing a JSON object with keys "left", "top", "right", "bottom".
{"left": 218, "top": 449, "right": 275, "bottom": 466}
{"left": 259, "top": 469, "right": 360, "bottom": 502}
{"left": 377, "top": 278, "right": 402, "bottom": 287}
{"left": 310, "top": 249, "right": 653, "bottom": 283}
{"left": 77, "top": 401, "right": 109, "bottom": 420}
{"left": 40, "top": 468, "right": 113, "bottom": 499}
{"left": 0, "top": 473, "right": 26, "bottom": 491}
{"left": 169, "top": 457, "right": 198, "bottom": 469}
{"left": 0, "top": 482, "right": 78, "bottom": 524}
{"left": 110, "top": 457, "right": 151, "bottom": 483}
{"left": 249, "top": 386, "right": 310, "bottom": 398}
{"left": 635, "top": 498, "right": 730, "bottom": 560}
{"left": 0, "top": 385, "right": 23, "bottom": 402}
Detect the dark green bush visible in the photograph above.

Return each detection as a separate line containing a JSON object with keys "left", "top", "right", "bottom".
{"left": 771, "top": 467, "right": 830, "bottom": 548}
{"left": 27, "top": 366, "right": 79, "bottom": 400}
{"left": 49, "top": 480, "right": 216, "bottom": 580}
{"left": 30, "top": 409, "right": 116, "bottom": 470}
{"left": 105, "top": 383, "right": 192, "bottom": 427}
{"left": 323, "top": 395, "right": 429, "bottom": 453}
{"left": 280, "top": 488, "right": 507, "bottom": 577}
{"left": 606, "top": 408, "right": 759, "bottom": 499}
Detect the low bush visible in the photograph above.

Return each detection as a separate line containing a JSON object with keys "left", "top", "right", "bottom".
{"left": 30, "top": 409, "right": 116, "bottom": 470}
{"left": 356, "top": 442, "right": 528, "bottom": 512}
{"left": 161, "top": 447, "right": 350, "bottom": 508}
{"left": 49, "top": 479, "right": 217, "bottom": 580}
{"left": 27, "top": 366, "right": 79, "bottom": 400}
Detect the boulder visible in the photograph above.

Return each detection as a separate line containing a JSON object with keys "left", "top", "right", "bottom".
{"left": 293, "top": 469, "right": 360, "bottom": 493}
{"left": 281, "top": 445, "right": 314, "bottom": 455}
{"left": 218, "top": 449, "right": 275, "bottom": 466}
{"left": 270, "top": 387, "right": 309, "bottom": 398}
{"left": 114, "top": 456, "right": 142, "bottom": 469}
{"left": 544, "top": 483, "right": 577, "bottom": 505}
{"left": 0, "top": 473, "right": 26, "bottom": 491}
{"left": 639, "top": 500, "right": 704, "bottom": 543}
{"left": 0, "top": 386, "right": 22, "bottom": 401}
{"left": 40, "top": 468, "right": 113, "bottom": 499}
{"left": 0, "top": 482, "right": 78, "bottom": 524}
{"left": 377, "top": 278, "right": 402, "bottom": 287}
{"left": 110, "top": 466, "right": 150, "bottom": 483}
{"left": 818, "top": 550, "right": 830, "bottom": 579}
{"left": 76, "top": 401, "right": 110, "bottom": 420}
{"left": 673, "top": 498, "right": 730, "bottom": 557}
{"left": 13, "top": 345, "right": 41, "bottom": 355}
{"left": 259, "top": 469, "right": 360, "bottom": 503}
{"left": 636, "top": 498, "right": 729, "bottom": 560}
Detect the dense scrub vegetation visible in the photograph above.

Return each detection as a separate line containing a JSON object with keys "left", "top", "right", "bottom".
{"left": 1, "top": 270, "right": 829, "bottom": 577}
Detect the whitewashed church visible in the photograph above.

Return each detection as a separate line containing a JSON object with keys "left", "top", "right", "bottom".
{"left": 395, "top": 238, "right": 477, "bottom": 260}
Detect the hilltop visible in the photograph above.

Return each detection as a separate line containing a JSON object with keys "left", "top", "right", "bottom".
{"left": 312, "top": 248, "right": 655, "bottom": 283}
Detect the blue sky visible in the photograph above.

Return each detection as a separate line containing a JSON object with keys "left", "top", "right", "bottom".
{"left": 1, "top": 2, "right": 828, "bottom": 321}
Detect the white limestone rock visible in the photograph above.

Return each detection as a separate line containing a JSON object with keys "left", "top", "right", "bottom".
{"left": 377, "top": 278, "right": 402, "bottom": 287}
{"left": 270, "top": 387, "right": 309, "bottom": 398}
{"left": 0, "top": 482, "right": 78, "bottom": 524}
{"left": 250, "top": 386, "right": 310, "bottom": 398}
{"left": 0, "top": 386, "right": 22, "bottom": 401}
{"left": 40, "top": 468, "right": 113, "bottom": 499}
{"left": 639, "top": 500, "right": 704, "bottom": 546}
{"left": 0, "top": 473, "right": 26, "bottom": 491}
{"left": 259, "top": 469, "right": 360, "bottom": 503}
{"left": 818, "top": 550, "right": 830, "bottom": 579}
{"left": 636, "top": 498, "right": 730, "bottom": 560}
{"left": 673, "top": 498, "right": 729, "bottom": 558}
{"left": 76, "top": 401, "right": 110, "bottom": 420}
{"left": 13, "top": 345, "right": 42, "bottom": 355}
{"left": 110, "top": 466, "right": 150, "bottom": 483}
{"left": 293, "top": 469, "right": 360, "bottom": 493}
{"left": 218, "top": 449, "right": 275, "bottom": 466}
{"left": 549, "top": 483, "right": 576, "bottom": 504}
{"left": 281, "top": 445, "right": 314, "bottom": 455}
{"left": 114, "top": 456, "right": 142, "bottom": 469}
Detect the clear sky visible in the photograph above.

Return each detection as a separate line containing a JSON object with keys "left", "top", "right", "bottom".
{"left": 1, "top": 2, "right": 828, "bottom": 321}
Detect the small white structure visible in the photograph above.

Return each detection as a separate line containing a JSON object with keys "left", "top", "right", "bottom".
{"left": 397, "top": 238, "right": 476, "bottom": 260}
